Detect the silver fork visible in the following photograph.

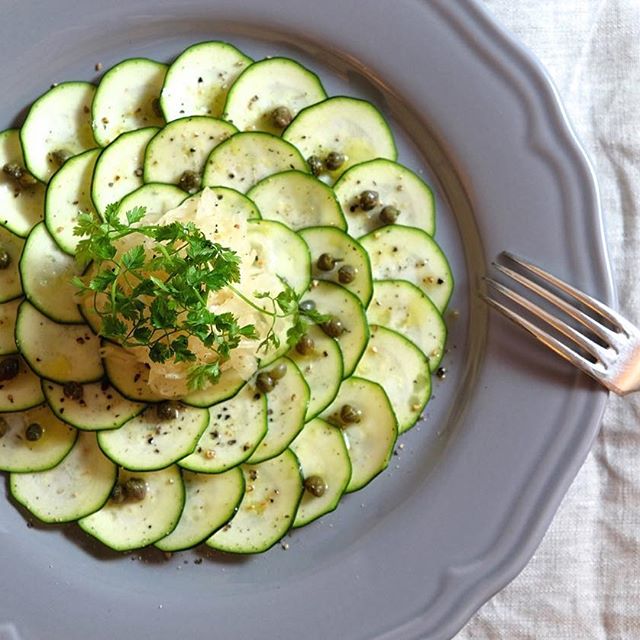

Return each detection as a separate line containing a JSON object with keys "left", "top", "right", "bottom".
{"left": 483, "top": 252, "right": 640, "bottom": 396}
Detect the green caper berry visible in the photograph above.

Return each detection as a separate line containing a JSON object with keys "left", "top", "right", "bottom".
{"left": 0, "top": 356, "right": 19, "bottom": 381}
{"left": 256, "top": 372, "right": 275, "bottom": 393}
{"left": 317, "top": 253, "right": 336, "bottom": 271}
{"left": 111, "top": 484, "right": 126, "bottom": 504}
{"left": 124, "top": 477, "right": 147, "bottom": 501}
{"left": 298, "top": 299, "right": 316, "bottom": 313}
{"left": 338, "top": 264, "right": 356, "bottom": 284}
{"left": 340, "top": 404, "right": 362, "bottom": 424}
{"left": 2, "top": 163, "right": 22, "bottom": 180}
{"left": 63, "top": 381, "right": 84, "bottom": 402}
{"left": 178, "top": 170, "right": 201, "bottom": 193}
{"left": 358, "top": 190, "right": 379, "bottom": 211}
{"left": 151, "top": 97, "right": 163, "bottom": 118}
{"left": 157, "top": 401, "right": 179, "bottom": 421}
{"left": 307, "top": 155, "right": 323, "bottom": 176}
{"left": 25, "top": 422, "right": 43, "bottom": 442}
{"left": 50, "top": 149, "right": 70, "bottom": 166}
{"left": 380, "top": 205, "right": 400, "bottom": 225}
{"left": 304, "top": 475, "right": 327, "bottom": 497}
{"left": 0, "top": 248, "right": 11, "bottom": 270}
{"left": 270, "top": 362, "right": 288, "bottom": 380}
{"left": 322, "top": 317, "right": 345, "bottom": 338}
{"left": 325, "top": 151, "right": 346, "bottom": 171}
{"left": 295, "top": 334, "right": 315, "bottom": 355}
{"left": 272, "top": 106, "right": 293, "bottom": 129}
{"left": 0, "top": 417, "right": 8, "bottom": 439}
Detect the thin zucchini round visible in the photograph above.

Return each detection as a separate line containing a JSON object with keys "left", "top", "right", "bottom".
{"left": 0, "top": 355, "right": 45, "bottom": 412}
{"left": 0, "top": 297, "right": 21, "bottom": 355}
{"left": 0, "top": 225, "right": 24, "bottom": 302}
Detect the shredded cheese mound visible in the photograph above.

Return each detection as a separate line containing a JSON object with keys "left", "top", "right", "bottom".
{"left": 101, "top": 188, "right": 289, "bottom": 399}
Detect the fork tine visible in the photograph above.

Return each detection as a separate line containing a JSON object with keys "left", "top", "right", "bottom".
{"left": 485, "top": 278, "right": 613, "bottom": 366}
{"left": 492, "top": 261, "right": 616, "bottom": 346}
{"left": 481, "top": 290, "right": 605, "bottom": 380}
{"left": 501, "top": 252, "right": 627, "bottom": 334}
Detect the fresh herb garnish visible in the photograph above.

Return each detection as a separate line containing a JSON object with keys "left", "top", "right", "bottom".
{"left": 73, "top": 203, "right": 327, "bottom": 390}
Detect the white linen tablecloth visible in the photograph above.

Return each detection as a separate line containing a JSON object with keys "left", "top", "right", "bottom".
{"left": 457, "top": 1, "right": 640, "bottom": 638}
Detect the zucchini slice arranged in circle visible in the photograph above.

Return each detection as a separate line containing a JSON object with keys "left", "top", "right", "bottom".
{"left": 0, "top": 355, "right": 45, "bottom": 412}
{"left": 0, "top": 298, "right": 21, "bottom": 355}
{"left": 223, "top": 57, "right": 327, "bottom": 135}
{"left": 0, "top": 225, "right": 24, "bottom": 302}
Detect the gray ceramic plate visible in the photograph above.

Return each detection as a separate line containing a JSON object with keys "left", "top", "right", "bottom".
{"left": 0, "top": 1, "right": 612, "bottom": 639}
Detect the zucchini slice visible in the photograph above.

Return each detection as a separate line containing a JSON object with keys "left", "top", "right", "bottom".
{"left": 333, "top": 158, "right": 436, "bottom": 238}
{"left": 202, "top": 131, "right": 307, "bottom": 193}
{"left": 247, "top": 219, "right": 311, "bottom": 295}
{"left": 20, "top": 81, "right": 97, "bottom": 182}
{"left": 290, "top": 417, "right": 351, "bottom": 527}
{"left": 182, "top": 368, "right": 246, "bottom": 409}
{"left": 155, "top": 467, "right": 245, "bottom": 552}
{"left": 0, "top": 129, "right": 45, "bottom": 236}
{"left": 367, "top": 279, "right": 447, "bottom": 371}
{"left": 160, "top": 41, "right": 252, "bottom": 121}
{"left": 302, "top": 281, "right": 369, "bottom": 377}
{"left": 0, "top": 403, "right": 77, "bottom": 472}
{"left": 207, "top": 449, "right": 303, "bottom": 554}
{"left": 79, "top": 466, "right": 185, "bottom": 551}
{"left": 0, "top": 355, "right": 45, "bottom": 412}
{"left": 19, "top": 222, "right": 83, "bottom": 324}
{"left": 10, "top": 431, "right": 117, "bottom": 523}
{"left": 359, "top": 226, "right": 453, "bottom": 311}
{"left": 354, "top": 325, "right": 431, "bottom": 433}
{"left": 179, "top": 384, "right": 267, "bottom": 473}
{"left": 91, "top": 127, "right": 158, "bottom": 217}
{"left": 0, "top": 225, "right": 24, "bottom": 302}
{"left": 42, "top": 379, "right": 145, "bottom": 431}
{"left": 15, "top": 302, "right": 103, "bottom": 383}
{"left": 246, "top": 170, "right": 346, "bottom": 230}
{"left": 0, "top": 297, "right": 21, "bottom": 355}
{"left": 320, "top": 377, "right": 397, "bottom": 492}
{"left": 299, "top": 226, "right": 373, "bottom": 306}
{"left": 143, "top": 116, "right": 236, "bottom": 186}
{"left": 115, "top": 182, "right": 187, "bottom": 225}
{"left": 92, "top": 58, "right": 167, "bottom": 147}
{"left": 283, "top": 96, "right": 397, "bottom": 182}
{"left": 183, "top": 186, "right": 260, "bottom": 222}
{"left": 223, "top": 57, "right": 327, "bottom": 135}
{"left": 45, "top": 148, "right": 100, "bottom": 255}
{"left": 98, "top": 403, "right": 209, "bottom": 471}
{"left": 288, "top": 324, "right": 343, "bottom": 420}
{"left": 247, "top": 357, "right": 309, "bottom": 464}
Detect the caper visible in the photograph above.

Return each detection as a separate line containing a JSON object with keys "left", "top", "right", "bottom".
{"left": 321, "top": 317, "right": 345, "bottom": 338}
{"left": 304, "top": 475, "right": 327, "bottom": 497}
{"left": 178, "top": 170, "right": 201, "bottom": 193}
{"left": 0, "top": 356, "right": 19, "bottom": 381}
{"left": 256, "top": 372, "right": 275, "bottom": 393}
{"left": 380, "top": 205, "right": 400, "bottom": 225}
{"left": 295, "top": 334, "right": 315, "bottom": 355}
{"left": 0, "top": 417, "right": 8, "bottom": 439}
{"left": 298, "top": 299, "right": 316, "bottom": 313}
{"left": 157, "top": 401, "right": 179, "bottom": 421}
{"left": 0, "top": 248, "right": 11, "bottom": 270}
{"left": 151, "top": 97, "right": 163, "bottom": 118}
{"left": 111, "top": 483, "right": 126, "bottom": 504}
{"left": 358, "top": 189, "right": 379, "bottom": 211}
{"left": 50, "top": 149, "right": 70, "bottom": 166}
{"left": 271, "top": 106, "right": 293, "bottom": 129}
{"left": 340, "top": 404, "right": 362, "bottom": 424}
{"left": 307, "top": 155, "right": 323, "bottom": 176}
{"left": 270, "top": 362, "right": 288, "bottom": 380}
{"left": 2, "top": 163, "right": 22, "bottom": 180}
{"left": 338, "top": 264, "right": 357, "bottom": 284}
{"left": 25, "top": 422, "right": 43, "bottom": 442}
{"left": 325, "top": 151, "right": 346, "bottom": 171}
{"left": 124, "top": 477, "right": 147, "bottom": 501}
{"left": 63, "top": 381, "right": 84, "bottom": 402}
{"left": 317, "top": 253, "right": 337, "bottom": 271}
